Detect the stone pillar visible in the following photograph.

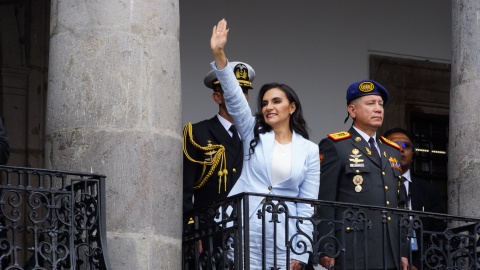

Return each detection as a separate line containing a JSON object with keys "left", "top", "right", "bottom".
{"left": 449, "top": 0, "right": 480, "bottom": 218}
{"left": 45, "top": 1, "right": 182, "bottom": 269}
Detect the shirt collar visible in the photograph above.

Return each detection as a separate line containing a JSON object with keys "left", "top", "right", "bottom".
{"left": 217, "top": 114, "right": 233, "bottom": 132}
{"left": 402, "top": 169, "right": 412, "bottom": 182}
{"left": 352, "top": 125, "right": 377, "bottom": 143}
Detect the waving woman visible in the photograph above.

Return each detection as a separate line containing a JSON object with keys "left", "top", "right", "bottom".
{"left": 210, "top": 19, "right": 320, "bottom": 270}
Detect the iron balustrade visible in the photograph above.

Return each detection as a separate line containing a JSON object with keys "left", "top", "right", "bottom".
{"left": 0, "top": 165, "right": 111, "bottom": 270}
{"left": 183, "top": 192, "right": 480, "bottom": 270}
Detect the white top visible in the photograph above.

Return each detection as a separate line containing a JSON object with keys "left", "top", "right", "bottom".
{"left": 352, "top": 125, "right": 380, "bottom": 156}
{"left": 217, "top": 114, "right": 241, "bottom": 139}
{"left": 271, "top": 140, "right": 292, "bottom": 186}
{"left": 402, "top": 169, "right": 412, "bottom": 210}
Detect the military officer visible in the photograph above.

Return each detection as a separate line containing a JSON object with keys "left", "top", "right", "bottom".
{"left": 183, "top": 61, "right": 255, "bottom": 213}
{"left": 310, "top": 80, "right": 409, "bottom": 270}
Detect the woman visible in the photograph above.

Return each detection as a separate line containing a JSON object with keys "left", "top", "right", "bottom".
{"left": 210, "top": 19, "right": 320, "bottom": 270}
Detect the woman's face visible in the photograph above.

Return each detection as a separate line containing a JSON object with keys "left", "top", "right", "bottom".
{"left": 261, "top": 88, "right": 296, "bottom": 129}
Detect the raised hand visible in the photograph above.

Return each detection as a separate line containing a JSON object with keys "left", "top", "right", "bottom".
{"left": 211, "top": 19, "right": 229, "bottom": 70}
{"left": 211, "top": 19, "right": 229, "bottom": 53}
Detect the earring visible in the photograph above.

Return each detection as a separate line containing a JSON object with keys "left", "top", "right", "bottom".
{"left": 290, "top": 112, "right": 293, "bottom": 115}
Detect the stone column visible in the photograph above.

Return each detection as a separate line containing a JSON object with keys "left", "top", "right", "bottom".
{"left": 449, "top": 0, "right": 480, "bottom": 218}
{"left": 45, "top": 1, "right": 182, "bottom": 269}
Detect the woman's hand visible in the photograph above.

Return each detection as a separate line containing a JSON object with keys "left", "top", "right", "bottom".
{"left": 211, "top": 19, "right": 229, "bottom": 70}
{"left": 290, "top": 259, "right": 303, "bottom": 270}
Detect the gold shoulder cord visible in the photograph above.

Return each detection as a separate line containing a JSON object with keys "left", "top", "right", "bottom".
{"left": 183, "top": 122, "right": 228, "bottom": 193}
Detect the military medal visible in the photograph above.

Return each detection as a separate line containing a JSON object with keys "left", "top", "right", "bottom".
{"left": 204, "top": 140, "right": 217, "bottom": 161}
{"left": 349, "top": 149, "right": 365, "bottom": 167}
{"left": 353, "top": 175, "right": 363, "bottom": 192}
{"left": 365, "top": 147, "right": 372, "bottom": 156}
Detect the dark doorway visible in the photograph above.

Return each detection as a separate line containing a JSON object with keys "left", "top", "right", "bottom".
{"left": 0, "top": 0, "right": 50, "bottom": 168}
{"left": 0, "top": 0, "right": 50, "bottom": 267}
{"left": 410, "top": 112, "right": 449, "bottom": 211}
{"left": 370, "top": 54, "right": 450, "bottom": 211}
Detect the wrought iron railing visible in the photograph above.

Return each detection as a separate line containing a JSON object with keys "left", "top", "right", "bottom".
{"left": 183, "top": 192, "right": 480, "bottom": 270}
{"left": 0, "top": 165, "right": 111, "bottom": 270}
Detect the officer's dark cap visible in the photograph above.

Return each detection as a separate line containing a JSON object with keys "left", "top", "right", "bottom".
{"left": 346, "top": 80, "right": 389, "bottom": 105}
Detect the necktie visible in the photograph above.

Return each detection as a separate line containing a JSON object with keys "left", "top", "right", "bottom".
{"left": 229, "top": 125, "right": 241, "bottom": 149}
{"left": 398, "top": 176, "right": 409, "bottom": 209}
{"left": 368, "top": 137, "right": 381, "bottom": 165}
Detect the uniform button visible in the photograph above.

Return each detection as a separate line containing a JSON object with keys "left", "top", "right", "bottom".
{"left": 346, "top": 227, "right": 351, "bottom": 231}
{"left": 233, "top": 168, "right": 237, "bottom": 173}
{"left": 385, "top": 186, "right": 388, "bottom": 190}
{"left": 399, "top": 176, "right": 402, "bottom": 179}
{"left": 268, "top": 186, "right": 272, "bottom": 190}
{"left": 386, "top": 201, "right": 390, "bottom": 205}
{"left": 382, "top": 172, "right": 386, "bottom": 176}
{"left": 356, "top": 170, "right": 360, "bottom": 173}
{"left": 388, "top": 217, "right": 391, "bottom": 221}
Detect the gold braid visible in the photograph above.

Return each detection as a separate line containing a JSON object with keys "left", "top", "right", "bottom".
{"left": 183, "top": 122, "right": 228, "bottom": 192}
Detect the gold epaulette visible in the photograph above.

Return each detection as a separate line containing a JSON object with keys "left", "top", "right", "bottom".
{"left": 380, "top": 136, "right": 401, "bottom": 150}
{"left": 328, "top": 131, "right": 351, "bottom": 141}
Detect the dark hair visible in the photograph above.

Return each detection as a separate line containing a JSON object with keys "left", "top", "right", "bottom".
{"left": 248, "top": 83, "right": 309, "bottom": 157}
{"left": 213, "top": 84, "right": 223, "bottom": 93}
{"left": 383, "top": 128, "right": 413, "bottom": 143}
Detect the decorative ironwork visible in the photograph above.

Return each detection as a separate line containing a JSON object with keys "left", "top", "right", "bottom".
{"left": 183, "top": 192, "right": 480, "bottom": 270}
{"left": 0, "top": 165, "right": 111, "bottom": 270}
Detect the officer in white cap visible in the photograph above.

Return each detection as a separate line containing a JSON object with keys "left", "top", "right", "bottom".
{"left": 183, "top": 61, "right": 255, "bottom": 213}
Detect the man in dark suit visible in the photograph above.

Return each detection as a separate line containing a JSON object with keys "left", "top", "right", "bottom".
{"left": 385, "top": 128, "right": 447, "bottom": 270}
{"left": 310, "top": 80, "right": 409, "bottom": 270}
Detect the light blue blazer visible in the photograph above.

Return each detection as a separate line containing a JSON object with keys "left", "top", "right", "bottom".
{"left": 212, "top": 61, "right": 320, "bottom": 263}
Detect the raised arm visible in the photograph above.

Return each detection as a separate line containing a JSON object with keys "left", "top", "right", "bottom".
{"left": 210, "top": 19, "right": 255, "bottom": 139}
{"left": 211, "top": 19, "right": 229, "bottom": 70}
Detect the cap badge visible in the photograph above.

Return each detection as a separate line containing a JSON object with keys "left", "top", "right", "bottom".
{"left": 359, "top": 82, "right": 375, "bottom": 92}
{"left": 234, "top": 64, "right": 249, "bottom": 80}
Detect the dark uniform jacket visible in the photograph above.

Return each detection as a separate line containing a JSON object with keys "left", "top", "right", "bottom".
{"left": 183, "top": 115, "right": 244, "bottom": 213}
{"left": 317, "top": 127, "right": 407, "bottom": 270}
{"left": 409, "top": 176, "right": 447, "bottom": 269}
